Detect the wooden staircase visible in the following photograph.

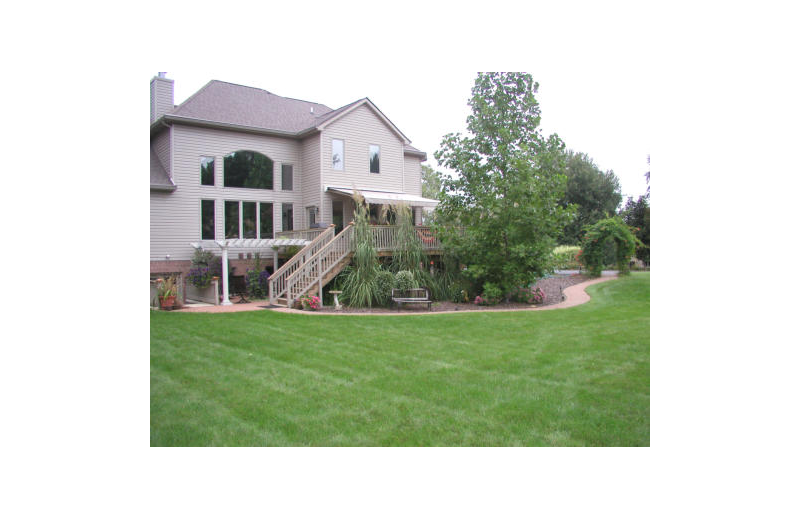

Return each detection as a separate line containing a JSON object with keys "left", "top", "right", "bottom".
{"left": 268, "top": 223, "right": 354, "bottom": 307}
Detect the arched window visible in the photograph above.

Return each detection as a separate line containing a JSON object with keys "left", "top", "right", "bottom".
{"left": 223, "top": 150, "right": 273, "bottom": 189}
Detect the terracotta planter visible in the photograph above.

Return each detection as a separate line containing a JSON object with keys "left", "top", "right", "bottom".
{"left": 159, "top": 295, "right": 176, "bottom": 310}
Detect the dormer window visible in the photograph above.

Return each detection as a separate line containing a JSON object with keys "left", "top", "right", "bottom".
{"left": 332, "top": 139, "right": 344, "bottom": 170}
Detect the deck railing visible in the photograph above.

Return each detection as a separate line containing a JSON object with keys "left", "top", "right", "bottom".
{"left": 369, "top": 226, "right": 442, "bottom": 251}
{"left": 268, "top": 225, "right": 335, "bottom": 304}
{"left": 275, "top": 228, "right": 327, "bottom": 241}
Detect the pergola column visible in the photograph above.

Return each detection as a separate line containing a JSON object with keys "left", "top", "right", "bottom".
{"left": 219, "top": 241, "right": 232, "bottom": 306}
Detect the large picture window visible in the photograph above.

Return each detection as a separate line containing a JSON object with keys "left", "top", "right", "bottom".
{"left": 369, "top": 145, "right": 380, "bottom": 174}
{"left": 223, "top": 150, "right": 274, "bottom": 189}
{"left": 332, "top": 139, "right": 344, "bottom": 170}
{"left": 225, "top": 201, "right": 274, "bottom": 240}
{"left": 201, "top": 156, "right": 215, "bottom": 186}
{"left": 201, "top": 200, "right": 215, "bottom": 239}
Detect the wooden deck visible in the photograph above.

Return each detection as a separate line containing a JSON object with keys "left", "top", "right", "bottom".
{"left": 268, "top": 225, "right": 443, "bottom": 307}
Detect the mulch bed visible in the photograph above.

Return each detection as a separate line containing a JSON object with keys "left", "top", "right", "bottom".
{"left": 316, "top": 273, "right": 591, "bottom": 314}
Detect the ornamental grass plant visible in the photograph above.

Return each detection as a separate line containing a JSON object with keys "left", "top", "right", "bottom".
{"left": 341, "top": 192, "right": 381, "bottom": 308}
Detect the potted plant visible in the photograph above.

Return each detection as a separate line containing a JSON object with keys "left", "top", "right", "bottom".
{"left": 156, "top": 276, "right": 178, "bottom": 310}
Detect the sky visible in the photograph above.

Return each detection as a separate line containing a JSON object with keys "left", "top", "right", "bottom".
{"left": 167, "top": 68, "right": 649, "bottom": 202}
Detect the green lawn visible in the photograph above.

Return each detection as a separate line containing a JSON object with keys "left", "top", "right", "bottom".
{"left": 151, "top": 273, "right": 649, "bottom": 446}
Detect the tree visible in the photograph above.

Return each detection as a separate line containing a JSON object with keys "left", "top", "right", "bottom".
{"left": 420, "top": 164, "right": 443, "bottom": 200}
{"left": 621, "top": 195, "right": 650, "bottom": 265}
{"left": 433, "top": 72, "right": 573, "bottom": 294}
{"left": 559, "top": 150, "right": 622, "bottom": 244}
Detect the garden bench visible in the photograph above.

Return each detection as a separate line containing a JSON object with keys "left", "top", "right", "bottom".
{"left": 391, "top": 288, "right": 432, "bottom": 311}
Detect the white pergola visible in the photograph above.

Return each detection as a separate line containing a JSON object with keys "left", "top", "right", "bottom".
{"left": 190, "top": 238, "right": 310, "bottom": 305}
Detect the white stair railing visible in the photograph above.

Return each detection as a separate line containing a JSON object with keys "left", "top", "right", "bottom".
{"left": 285, "top": 224, "right": 354, "bottom": 306}
{"left": 268, "top": 225, "right": 335, "bottom": 304}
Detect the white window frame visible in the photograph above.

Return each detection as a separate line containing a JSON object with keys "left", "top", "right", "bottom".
{"left": 224, "top": 200, "right": 276, "bottom": 239}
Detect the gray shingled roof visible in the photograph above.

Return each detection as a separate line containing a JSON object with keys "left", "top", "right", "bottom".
{"left": 171, "top": 80, "right": 335, "bottom": 134}
{"left": 159, "top": 80, "right": 425, "bottom": 158}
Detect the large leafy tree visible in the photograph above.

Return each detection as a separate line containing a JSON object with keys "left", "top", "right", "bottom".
{"left": 420, "top": 164, "right": 443, "bottom": 200}
{"left": 560, "top": 150, "right": 623, "bottom": 244}
{"left": 433, "top": 72, "right": 573, "bottom": 294}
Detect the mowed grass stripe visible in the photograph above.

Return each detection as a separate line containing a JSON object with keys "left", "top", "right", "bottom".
{"left": 151, "top": 273, "right": 649, "bottom": 446}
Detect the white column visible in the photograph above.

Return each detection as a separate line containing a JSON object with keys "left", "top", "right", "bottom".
{"left": 221, "top": 243, "right": 232, "bottom": 305}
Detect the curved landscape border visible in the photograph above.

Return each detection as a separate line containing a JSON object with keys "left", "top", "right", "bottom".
{"left": 175, "top": 275, "right": 618, "bottom": 315}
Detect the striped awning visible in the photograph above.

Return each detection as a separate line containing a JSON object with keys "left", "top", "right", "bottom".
{"left": 327, "top": 187, "right": 439, "bottom": 208}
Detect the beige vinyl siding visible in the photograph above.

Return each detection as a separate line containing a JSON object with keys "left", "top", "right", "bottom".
{"left": 320, "top": 104, "right": 405, "bottom": 222}
{"left": 152, "top": 128, "right": 171, "bottom": 176}
{"left": 300, "top": 133, "right": 321, "bottom": 222}
{"left": 403, "top": 156, "right": 422, "bottom": 197}
{"left": 150, "top": 124, "right": 304, "bottom": 261}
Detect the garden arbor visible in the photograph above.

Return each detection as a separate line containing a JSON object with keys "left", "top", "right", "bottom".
{"left": 580, "top": 217, "right": 640, "bottom": 277}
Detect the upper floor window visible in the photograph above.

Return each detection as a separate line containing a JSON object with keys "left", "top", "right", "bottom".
{"left": 281, "top": 164, "right": 293, "bottom": 191}
{"left": 332, "top": 139, "right": 344, "bottom": 170}
{"left": 223, "top": 150, "right": 273, "bottom": 189}
{"left": 369, "top": 145, "right": 380, "bottom": 174}
{"left": 201, "top": 156, "right": 215, "bottom": 186}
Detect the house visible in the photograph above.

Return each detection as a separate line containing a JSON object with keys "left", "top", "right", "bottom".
{"left": 149, "top": 73, "right": 438, "bottom": 306}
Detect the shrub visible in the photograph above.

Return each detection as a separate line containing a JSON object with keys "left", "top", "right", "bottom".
{"left": 299, "top": 295, "right": 321, "bottom": 311}
{"left": 246, "top": 269, "right": 269, "bottom": 299}
{"left": 244, "top": 253, "right": 269, "bottom": 299}
{"left": 510, "top": 286, "right": 545, "bottom": 304}
{"left": 189, "top": 249, "right": 220, "bottom": 287}
{"left": 394, "top": 270, "right": 415, "bottom": 291}
{"left": 479, "top": 282, "right": 503, "bottom": 305}
{"left": 374, "top": 270, "right": 395, "bottom": 306}
{"left": 187, "top": 267, "right": 212, "bottom": 289}
{"left": 192, "top": 248, "right": 215, "bottom": 267}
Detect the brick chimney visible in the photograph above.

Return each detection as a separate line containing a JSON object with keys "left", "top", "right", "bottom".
{"left": 150, "top": 73, "right": 174, "bottom": 123}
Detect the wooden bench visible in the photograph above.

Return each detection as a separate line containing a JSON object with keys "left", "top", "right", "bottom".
{"left": 391, "top": 288, "right": 432, "bottom": 311}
